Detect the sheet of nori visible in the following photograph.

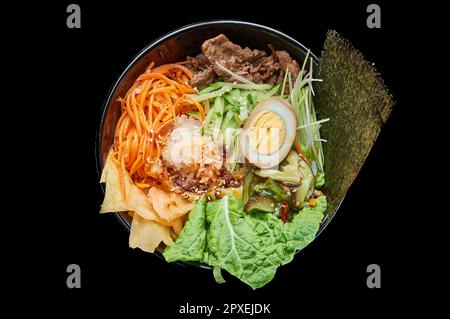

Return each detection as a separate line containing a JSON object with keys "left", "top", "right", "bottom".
{"left": 315, "top": 30, "right": 394, "bottom": 214}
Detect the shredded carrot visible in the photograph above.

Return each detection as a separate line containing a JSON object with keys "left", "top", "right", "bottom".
{"left": 154, "top": 118, "right": 174, "bottom": 135}
{"left": 190, "top": 98, "right": 206, "bottom": 120}
{"left": 294, "top": 140, "right": 310, "bottom": 164}
{"left": 113, "top": 63, "right": 199, "bottom": 199}
{"left": 308, "top": 198, "right": 317, "bottom": 207}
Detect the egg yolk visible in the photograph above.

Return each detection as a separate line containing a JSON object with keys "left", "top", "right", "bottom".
{"left": 248, "top": 111, "right": 286, "bottom": 155}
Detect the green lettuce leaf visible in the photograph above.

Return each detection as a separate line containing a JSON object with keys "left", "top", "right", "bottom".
{"left": 315, "top": 171, "right": 325, "bottom": 188}
{"left": 163, "top": 196, "right": 206, "bottom": 262}
{"left": 164, "top": 195, "right": 327, "bottom": 289}
{"left": 286, "top": 196, "right": 328, "bottom": 252}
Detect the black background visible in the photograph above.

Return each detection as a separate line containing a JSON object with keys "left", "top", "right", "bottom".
{"left": 18, "top": 0, "right": 432, "bottom": 315}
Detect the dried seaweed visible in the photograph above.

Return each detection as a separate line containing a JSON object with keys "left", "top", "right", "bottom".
{"left": 315, "top": 30, "right": 395, "bottom": 213}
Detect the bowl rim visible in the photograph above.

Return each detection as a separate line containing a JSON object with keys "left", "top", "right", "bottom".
{"left": 95, "top": 19, "right": 343, "bottom": 268}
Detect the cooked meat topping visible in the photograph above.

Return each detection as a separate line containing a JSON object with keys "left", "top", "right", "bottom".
{"left": 276, "top": 50, "right": 301, "bottom": 80}
{"left": 185, "top": 34, "right": 302, "bottom": 89}
{"left": 171, "top": 171, "right": 210, "bottom": 193}
{"left": 186, "top": 54, "right": 216, "bottom": 89}
{"left": 170, "top": 167, "right": 241, "bottom": 194}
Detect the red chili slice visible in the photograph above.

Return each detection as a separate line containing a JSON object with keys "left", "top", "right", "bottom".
{"left": 280, "top": 201, "right": 289, "bottom": 223}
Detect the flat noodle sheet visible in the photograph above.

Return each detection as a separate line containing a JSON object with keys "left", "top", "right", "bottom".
{"left": 100, "top": 151, "right": 193, "bottom": 240}
{"left": 129, "top": 213, "right": 173, "bottom": 253}
{"left": 171, "top": 216, "right": 185, "bottom": 238}
{"left": 148, "top": 187, "right": 194, "bottom": 223}
{"left": 100, "top": 151, "right": 161, "bottom": 222}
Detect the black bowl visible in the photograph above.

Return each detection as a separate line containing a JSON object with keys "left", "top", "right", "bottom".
{"left": 96, "top": 20, "right": 341, "bottom": 266}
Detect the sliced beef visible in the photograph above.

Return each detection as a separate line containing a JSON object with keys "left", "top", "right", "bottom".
{"left": 202, "top": 34, "right": 278, "bottom": 84}
{"left": 276, "top": 50, "right": 301, "bottom": 81}
{"left": 186, "top": 34, "right": 302, "bottom": 90}
{"left": 190, "top": 67, "right": 216, "bottom": 90}
{"left": 202, "top": 34, "right": 264, "bottom": 63}
{"left": 185, "top": 54, "right": 217, "bottom": 89}
{"left": 185, "top": 53, "right": 210, "bottom": 71}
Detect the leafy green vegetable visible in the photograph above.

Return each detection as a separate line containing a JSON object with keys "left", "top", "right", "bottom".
{"left": 163, "top": 196, "right": 207, "bottom": 262}
{"left": 289, "top": 196, "right": 328, "bottom": 250}
{"left": 213, "top": 266, "right": 226, "bottom": 284}
{"left": 314, "top": 171, "right": 325, "bottom": 188}
{"left": 164, "top": 195, "right": 327, "bottom": 289}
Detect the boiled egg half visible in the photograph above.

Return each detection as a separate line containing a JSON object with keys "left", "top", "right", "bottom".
{"left": 240, "top": 98, "right": 297, "bottom": 168}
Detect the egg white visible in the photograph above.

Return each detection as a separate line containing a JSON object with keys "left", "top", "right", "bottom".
{"left": 240, "top": 98, "right": 297, "bottom": 168}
